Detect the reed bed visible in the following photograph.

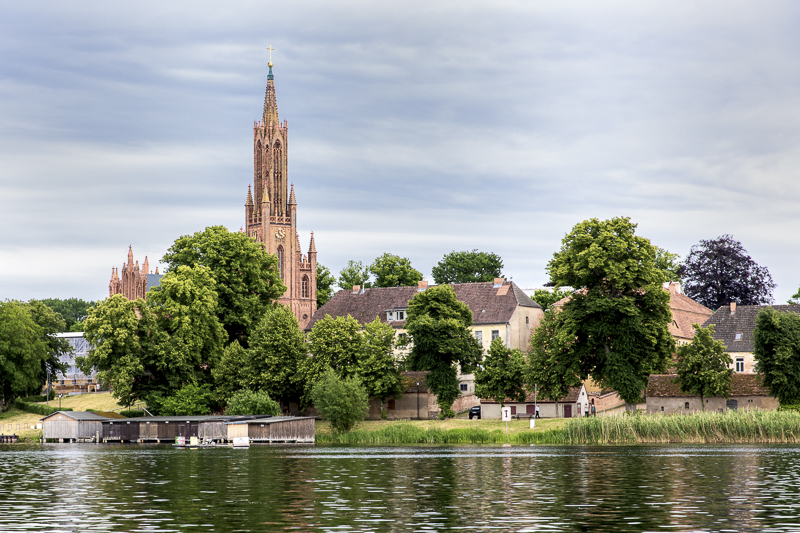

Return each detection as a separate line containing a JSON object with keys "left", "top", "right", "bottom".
{"left": 316, "top": 423, "right": 566, "bottom": 445}
{"left": 563, "top": 409, "right": 800, "bottom": 444}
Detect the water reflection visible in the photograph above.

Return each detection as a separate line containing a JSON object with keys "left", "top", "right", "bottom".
{"left": 1, "top": 444, "right": 800, "bottom": 532}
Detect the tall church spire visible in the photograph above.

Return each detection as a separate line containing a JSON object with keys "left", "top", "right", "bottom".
{"left": 263, "top": 45, "right": 279, "bottom": 126}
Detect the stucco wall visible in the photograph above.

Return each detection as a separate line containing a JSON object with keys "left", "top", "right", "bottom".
{"left": 646, "top": 395, "right": 779, "bottom": 414}
{"left": 368, "top": 392, "right": 431, "bottom": 420}
{"left": 727, "top": 352, "right": 757, "bottom": 374}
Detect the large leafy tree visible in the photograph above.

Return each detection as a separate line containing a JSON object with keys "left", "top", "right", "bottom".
{"left": 532, "top": 217, "right": 674, "bottom": 404}
{"left": 20, "top": 300, "right": 70, "bottom": 386}
{"left": 311, "top": 368, "right": 369, "bottom": 432}
{"left": 247, "top": 305, "right": 307, "bottom": 408}
{"left": 654, "top": 247, "right": 682, "bottom": 283}
{"left": 338, "top": 260, "right": 371, "bottom": 290}
{"left": 212, "top": 340, "right": 250, "bottom": 403}
{"left": 475, "top": 338, "right": 526, "bottom": 407}
{"left": 431, "top": 250, "right": 503, "bottom": 284}
{"left": 681, "top": 235, "right": 775, "bottom": 310}
{"left": 753, "top": 308, "right": 800, "bottom": 405}
{"left": 405, "top": 284, "right": 482, "bottom": 417}
{"left": 316, "top": 263, "right": 336, "bottom": 307}
{"left": 369, "top": 253, "right": 423, "bottom": 288}
{"left": 0, "top": 301, "right": 48, "bottom": 403}
{"left": 675, "top": 324, "right": 733, "bottom": 410}
{"left": 302, "top": 315, "right": 364, "bottom": 407}
{"left": 527, "top": 309, "right": 580, "bottom": 402}
{"left": 530, "top": 287, "right": 573, "bottom": 312}
{"left": 79, "top": 295, "right": 165, "bottom": 406}
{"left": 40, "top": 298, "right": 96, "bottom": 331}
{"left": 147, "top": 265, "right": 226, "bottom": 392}
{"left": 358, "top": 318, "right": 405, "bottom": 412}
{"left": 161, "top": 225, "right": 285, "bottom": 346}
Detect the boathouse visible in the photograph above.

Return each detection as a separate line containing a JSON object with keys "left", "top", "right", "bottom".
{"left": 226, "top": 416, "right": 315, "bottom": 443}
{"left": 42, "top": 411, "right": 110, "bottom": 443}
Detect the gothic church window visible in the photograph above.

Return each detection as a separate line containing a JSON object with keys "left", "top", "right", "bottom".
{"left": 302, "top": 275, "right": 309, "bottom": 298}
{"left": 277, "top": 246, "right": 284, "bottom": 280}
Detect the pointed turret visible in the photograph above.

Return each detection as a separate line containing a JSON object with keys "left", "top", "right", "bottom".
{"left": 263, "top": 62, "right": 279, "bottom": 127}
{"left": 309, "top": 231, "right": 317, "bottom": 254}
{"left": 127, "top": 245, "right": 134, "bottom": 266}
{"left": 142, "top": 256, "right": 150, "bottom": 276}
{"left": 246, "top": 184, "right": 253, "bottom": 206}
{"left": 289, "top": 183, "right": 296, "bottom": 205}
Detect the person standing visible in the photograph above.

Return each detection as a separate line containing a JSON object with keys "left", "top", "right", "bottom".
{"left": 584, "top": 404, "right": 589, "bottom": 417}
{"left": 591, "top": 404, "right": 596, "bottom": 417}
{"left": 535, "top": 405, "right": 540, "bottom": 419}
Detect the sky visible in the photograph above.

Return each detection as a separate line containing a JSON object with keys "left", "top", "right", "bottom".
{"left": 2, "top": 1, "right": 799, "bottom": 303}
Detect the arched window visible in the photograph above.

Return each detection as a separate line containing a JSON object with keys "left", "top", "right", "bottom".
{"left": 256, "top": 140, "right": 262, "bottom": 205}
{"left": 277, "top": 246, "right": 284, "bottom": 280}
{"left": 273, "top": 141, "right": 282, "bottom": 210}
{"left": 302, "top": 275, "right": 309, "bottom": 298}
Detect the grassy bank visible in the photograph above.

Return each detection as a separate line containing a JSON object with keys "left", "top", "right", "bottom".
{"left": 316, "top": 410, "right": 800, "bottom": 445}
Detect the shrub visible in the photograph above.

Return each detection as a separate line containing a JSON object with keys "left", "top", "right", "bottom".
{"left": 14, "top": 399, "right": 72, "bottom": 416}
{"left": 119, "top": 410, "right": 147, "bottom": 418}
{"left": 20, "top": 390, "right": 56, "bottom": 402}
{"left": 159, "top": 384, "right": 212, "bottom": 416}
{"left": 224, "top": 389, "right": 281, "bottom": 416}
{"left": 311, "top": 368, "right": 369, "bottom": 432}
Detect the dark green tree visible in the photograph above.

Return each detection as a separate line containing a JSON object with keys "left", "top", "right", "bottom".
{"left": 302, "top": 315, "right": 363, "bottom": 407}
{"left": 527, "top": 309, "right": 580, "bottom": 402}
{"left": 20, "top": 300, "right": 70, "bottom": 387}
{"left": 358, "top": 318, "right": 405, "bottom": 413}
{"left": 161, "top": 225, "right": 285, "bottom": 346}
{"left": 212, "top": 340, "right": 250, "bottom": 403}
{"left": 160, "top": 383, "right": 212, "bottom": 416}
{"left": 40, "top": 298, "right": 96, "bottom": 331}
{"left": 338, "top": 260, "right": 371, "bottom": 290}
{"left": 316, "top": 263, "right": 336, "bottom": 307}
{"left": 369, "top": 253, "right": 423, "bottom": 288}
{"left": 753, "top": 308, "right": 800, "bottom": 405}
{"left": 311, "top": 368, "right": 369, "bottom": 432}
{"left": 530, "top": 287, "right": 573, "bottom": 312}
{"left": 247, "top": 305, "right": 306, "bottom": 408}
{"left": 474, "top": 338, "right": 527, "bottom": 407}
{"left": 431, "top": 250, "right": 503, "bottom": 284}
{"left": 224, "top": 389, "right": 281, "bottom": 416}
{"left": 0, "top": 301, "right": 48, "bottom": 403}
{"left": 675, "top": 324, "right": 733, "bottom": 410}
{"left": 533, "top": 217, "right": 674, "bottom": 404}
{"left": 405, "top": 284, "right": 482, "bottom": 417}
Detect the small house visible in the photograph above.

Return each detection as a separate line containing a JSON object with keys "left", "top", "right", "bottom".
{"left": 227, "top": 416, "right": 315, "bottom": 443}
{"left": 480, "top": 385, "right": 587, "bottom": 418}
{"left": 42, "top": 411, "right": 110, "bottom": 443}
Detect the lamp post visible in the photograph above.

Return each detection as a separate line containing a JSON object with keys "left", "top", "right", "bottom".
{"left": 416, "top": 381, "right": 420, "bottom": 420}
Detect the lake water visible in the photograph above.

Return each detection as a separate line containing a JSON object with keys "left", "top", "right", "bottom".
{"left": 2, "top": 444, "right": 800, "bottom": 532}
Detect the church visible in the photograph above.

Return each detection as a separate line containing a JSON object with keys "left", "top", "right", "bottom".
{"left": 110, "top": 58, "right": 318, "bottom": 330}
{"left": 244, "top": 58, "right": 318, "bottom": 330}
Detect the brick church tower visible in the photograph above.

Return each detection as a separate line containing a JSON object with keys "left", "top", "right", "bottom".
{"left": 244, "top": 59, "right": 317, "bottom": 329}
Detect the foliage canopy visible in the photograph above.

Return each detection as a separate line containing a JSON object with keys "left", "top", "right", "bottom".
{"left": 338, "top": 260, "right": 372, "bottom": 291}
{"left": 474, "top": 338, "right": 527, "bottom": 406}
{"left": 754, "top": 308, "right": 800, "bottom": 405}
{"left": 675, "top": 324, "right": 733, "bottom": 409}
{"left": 431, "top": 250, "right": 503, "bottom": 284}
{"left": 369, "top": 253, "right": 423, "bottom": 288}
{"left": 224, "top": 389, "right": 281, "bottom": 416}
{"left": 311, "top": 368, "right": 369, "bottom": 432}
{"left": 316, "top": 263, "right": 336, "bottom": 307}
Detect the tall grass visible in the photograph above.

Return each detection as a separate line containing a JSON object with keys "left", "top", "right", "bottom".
{"left": 316, "top": 411, "right": 800, "bottom": 445}
{"left": 563, "top": 409, "right": 800, "bottom": 444}
{"left": 316, "top": 423, "right": 566, "bottom": 445}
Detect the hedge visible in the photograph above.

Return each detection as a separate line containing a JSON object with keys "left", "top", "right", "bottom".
{"left": 14, "top": 399, "right": 73, "bottom": 416}
{"left": 119, "top": 410, "right": 146, "bottom": 418}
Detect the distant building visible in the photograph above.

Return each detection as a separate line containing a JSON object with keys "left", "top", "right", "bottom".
{"left": 646, "top": 373, "right": 778, "bottom": 413}
{"left": 108, "top": 246, "right": 162, "bottom": 300}
{"left": 53, "top": 332, "right": 99, "bottom": 393}
{"left": 703, "top": 303, "right": 800, "bottom": 374}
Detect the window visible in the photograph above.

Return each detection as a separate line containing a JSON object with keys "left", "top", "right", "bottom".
{"left": 685, "top": 402, "right": 690, "bottom": 410}
{"left": 474, "top": 331, "right": 483, "bottom": 343}
{"left": 526, "top": 316, "right": 529, "bottom": 325}
{"left": 387, "top": 311, "right": 394, "bottom": 321}
{"left": 388, "top": 399, "right": 396, "bottom": 410}
{"left": 301, "top": 275, "right": 309, "bottom": 298}
{"left": 460, "top": 383, "right": 468, "bottom": 392}
{"left": 277, "top": 246, "right": 284, "bottom": 280}
{"left": 397, "top": 310, "right": 405, "bottom": 320}
{"left": 491, "top": 330, "right": 500, "bottom": 341}
{"left": 661, "top": 406, "right": 665, "bottom": 412}
{"left": 736, "top": 358, "right": 745, "bottom": 373}
{"left": 735, "top": 333, "right": 743, "bottom": 341}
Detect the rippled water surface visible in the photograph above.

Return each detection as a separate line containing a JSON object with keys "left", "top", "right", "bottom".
{"left": 2, "top": 444, "right": 800, "bottom": 532}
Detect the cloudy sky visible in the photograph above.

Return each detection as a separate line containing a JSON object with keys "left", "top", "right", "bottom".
{"left": 2, "top": 1, "right": 799, "bottom": 303}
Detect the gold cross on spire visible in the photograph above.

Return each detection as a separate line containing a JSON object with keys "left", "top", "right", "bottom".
{"left": 267, "top": 43, "right": 274, "bottom": 67}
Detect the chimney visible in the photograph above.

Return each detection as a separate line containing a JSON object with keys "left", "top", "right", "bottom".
{"left": 730, "top": 302, "right": 736, "bottom": 315}
{"left": 352, "top": 285, "right": 361, "bottom": 294}
{"left": 417, "top": 281, "right": 428, "bottom": 292}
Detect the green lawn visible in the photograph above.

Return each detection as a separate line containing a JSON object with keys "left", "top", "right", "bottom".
{"left": 316, "top": 416, "right": 568, "bottom": 437}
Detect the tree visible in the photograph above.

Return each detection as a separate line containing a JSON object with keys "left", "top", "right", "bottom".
{"left": 79, "top": 295, "right": 164, "bottom": 406}
{"left": 147, "top": 265, "right": 227, "bottom": 392}
{"left": 654, "top": 247, "right": 682, "bottom": 283}
{"left": 358, "top": 318, "right": 405, "bottom": 413}
{"left": 212, "top": 340, "right": 250, "bottom": 403}
{"left": 40, "top": 298, "right": 96, "bottom": 331}
{"left": 527, "top": 309, "right": 581, "bottom": 402}
{"left": 224, "top": 389, "right": 281, "bottom": 416}
{"left": 338, "top": 260, "right": 371, "bottom": 290}
{"left": 674, "top": 324, "right": 733, "bottom": 410}
{"left": 370, "top": 253, "right": 423, "bottom": 288}
{"left": 20, "top": 300, "right": 70, "bottom": 387}
{"left": 534, "top": 217, "right": 675, "bottom": 404}
{"left": 788, "top": 287, "right": 800, "bottom": 305}
{"left": 405, "top": 284, "right": 482, "bottom": 417}
{"left": 160, "top": 383, "right": 212, "bottom": 416}
{"left": 431, "top": 250, "right": 504, "bottom": 284}
{"left": 311, "top": 368, "right": 369, "bottom": 432}
{"left": 530, "top": 287, "right": 573, "bottom": 312}
{"left": 0, "top": 301, "right": 48, "bottom": 403}
{"left": 316, "top": 263, "right": 336, "bottom": 307}
{"left": 302, "top": 315, "right": 364, "bottom": 407}
{"left": 681, "top": 235, "right": 775, "bottom": 310}
{"left": 161, "top": 225, "right": 285, "bottom": 346}
{"left": 474, "top": 338, "right": 527, "bottom": 407}
{"left": 247, "top": 305, "right": 306, "bottom": 408}
{"left": 753, "top": 308, "right": 800, "bottom": 405}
